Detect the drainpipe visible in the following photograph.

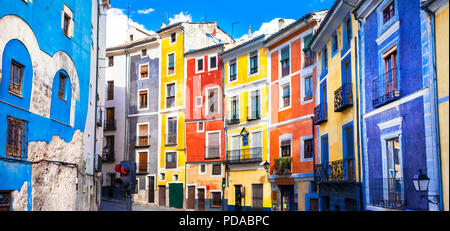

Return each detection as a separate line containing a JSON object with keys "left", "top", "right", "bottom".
{"left": 421, "top": 5, "right": 444, "bottom": 211}
{"left": 124, "top": 47, "right": 130, "bottom": 161}
{"left": 93, "top": 0, "right": 101, "bottom": 211}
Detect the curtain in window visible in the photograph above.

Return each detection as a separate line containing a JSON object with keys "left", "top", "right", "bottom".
{"left": 168, "top": 54, "right": 175, "bottom": 68}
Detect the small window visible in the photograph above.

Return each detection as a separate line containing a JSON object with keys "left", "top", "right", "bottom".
{"left": 209, "top": 56, "right": 217, "bottom": 69}
{"left": 200, "top": 164, "right": 206, "bottom": 174}
{"left": 130, "top": 34, "right": 134, "bottom": 41}
{"left": 107, "top": 81, "right": 114, "bottom": 100}
{"left": 322, "top": 47, "right": 328, "bottom": 71}
{"left": 197, "top": 58, "right": 204, "bottom": 73}
{"left": 383, "top": 1, "right": 395, "bottom": 24}
{"left": 166, "top": 152, "right": 177, "bottom": 169}
{"left": 304, "top": 76, "right": 313, "bottom": 101}
{"left": 212, "top": 164, "right": 221, "bottom": 175}
{"left": 281, "top": 84, "right": 290, "bottom": 108}
{"left": 280, "top": 139, "right": 291, "bottom": 157}
{"left": 108, "top": 56, "right": 114, "bottom": 67}
{"left": 6, "top": 117, "right": 27, "bottom": 159}
{"left": 332, "top": 32, "right": 338, "bottom": 54}
{"left": 139, "top": 90, "right": 148, "bottom": 109}
{"left": 171, "top": 33, "right": 176, "bottom": 43}
{"left": 166, "top": 83, "right": 175, "bottom": 108}
{"left": 58, "top": 73, "right": 66, "bottom": 100}
{"left": 249, "top": 51, "right": 258, "bottom": 75}
{"left": 280, "top": 46, "right": 290, "bottom": 77}
{"left": 140, "top": 64, "right": 149, "bottom": 79}
{"left": 0, "top": 191, "right": 12, "bottom": 211}
{"left": 173, "top": 174, "right": 179, "bottom": 181}
{"left": 197, "top": 122, "right": 204, "bottom": 132}
{"left": 168, "top": 53, "right": 175, "bottom": 75}
{"left": 211, "top": 191, "right": 222, "bottom": 207}
{"left": 61, "top": 5, "right": 73, "bottom": 38}
{"left": 63, "top": 13, "right": 71, "bottom": 37}
{"left": 195, "top": 96, "right": 202, "bottom": 107}
{"left": 141, "top": 49, "right": 147, "bottom": 57}
{"left": 9, "top": 60, "right": 24, "bottom": 96}
{"left": 160, "top": 173, "right": 166, "bottom": 181}
{"left": 304, "top": 138, "right": 314, "bottom": 159}
{"left": 229, "top": 59, "right": 237, "bottom": 81}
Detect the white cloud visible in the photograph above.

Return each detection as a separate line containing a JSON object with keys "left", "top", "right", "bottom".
{"left": 106, "top": 8, "right": 155, "bottom": 48}
{"left": 168, "top": 12, "right": 192, "bottom": 25}
{"left": 238, "top": 18, "right": 296, "bottom": 41}
{"left": 137, "top": 8, "right": 155, "bottom": 14}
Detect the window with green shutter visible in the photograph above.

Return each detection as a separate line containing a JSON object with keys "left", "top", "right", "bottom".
{"left": 280, "top": 46, "right": 290, "bottom": 77}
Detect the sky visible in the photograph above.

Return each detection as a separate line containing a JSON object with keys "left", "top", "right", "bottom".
{"left": 106, "top": 0, "right": 335, "bottom": 48}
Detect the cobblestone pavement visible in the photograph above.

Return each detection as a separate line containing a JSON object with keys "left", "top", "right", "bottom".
{"left": 101, "top": 199, "right": 185, "bottom": 211}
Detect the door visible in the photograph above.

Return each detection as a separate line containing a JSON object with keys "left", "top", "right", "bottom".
{"left": 231, "top": 135, "right": 240, "bottom": 161}
{"left": 187, "top": 186, "right": 195, "bottom": 209}
{"left": 148, "top": 176, "right": 154, "bottom": 203}
{"left": 169, "top": 183, "right": 183, "bottom": 208}
{"left": 159, "top": 185, "right": 166, "bottom": 206}
{"left": 280, "top": 186, "right": 294, "bottom": 211}
{"left": 197, "top": 188, "right": 205, "bottom": 211}
{"left": 309, "top": 198, "right": 319, "bottom": 211}
{"left": 235, "top": 185, "right": 242, "bottom": 211}
{"left": 252, "top": 184, "right": 263, "bottom": 211}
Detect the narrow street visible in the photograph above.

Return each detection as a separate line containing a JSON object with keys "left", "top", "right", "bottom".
{"left": 100, "top": 199, "right": 185, "bottom": 211}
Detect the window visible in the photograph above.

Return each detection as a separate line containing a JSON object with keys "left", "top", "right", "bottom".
{"left": 197, "top": 121, "right": 204, "bottom": 132}
{"left": 166, "top": 83, "right": 175, "bottom": 108}
{"left": 343, "top": 124, "right": 354, "bottom": 160}
{"left": 206, "top": 132, "right": 220, "bottom": 159}
{"left": 209, "top": 56, "right": 217, "bottom": 70}
{"left": 281, "top": 84, "right": 290, "bottom": 108}
{"left": 108, "top": 56, "right": 114, "bottom": 67}
{"left": 0, "top": 191, "right": 12, "bottom": 211}
{"left": 207, "top": 88, "right": 219, "bottom": 115}
{"left": 139, "top": 90, "right": 148, "bottom": 109}
{"left": 230, "top": 96, "right": 239, "bottom": 122}
{"left": 195, "top": 96, "right": 202, "bottom": 107}
{"left": 197, "top": 58, "right": 204, "bottom": 73}
{"left": 138, "top": 151, "right": 148, "bottom": 173}
{"left": 6, "top": 117, "right": 27, "bottom": 159}
{"left": 58, "top": 73, "right": 66, "bottom": 100}
{"left": 249, "top": 90, "right": 260, "bottom": 120}
{"left": 280, "top": 139, "right": 291, "bottom": 157}
{"left": 107, "top": 81, "right": 114, "bottom": 100}
{"left": 63, "top": 13, "right": 71, "bottom": 37}
{"left": 140, "top": 64, "right": 149, "bottom": 79}
{"left": 211, "top": 191, "right": 222, "bottom": 207}
{"left": 173, "top": 174, "right": 179, "bottom": 181}
{"left": 166, "top": 152, "right": 177, "bottom": 169}
{"left": 249, "top": 51, "right": 258, "bottom": 75}
{"left": 200, "top": 164, "right": 206, "bottom": 174}
{"left": 61, "top": 5, "right": 73, "bottom": 38}
{"left": 130, "top": 34, "right": 134, "bottom": 41}
{"left": 212, "top": 164, "right": 221, "bottom": 175}
{"left": 160, "top": 173, "right": 166, "bottom": 181}
{"left": 229, "top": 59, "right": 237, "bottom": 82}
{"left": 303, "top": 138, "right": 314, "bottom": 159}
{"left": 9, "top": 60, "right": 23, "bottom": 96}
{"left": 105, "top": 107, "right": 116, "bottom": 131}
{"left": 322, "top": 47, "right": 328, "bottom": 72}
{"left": 304, "top": 76, "right": 313, "bottom": 101}
{"left": 171, "top": 33, "right": 176, "bottom": 43}
{"left": 141, "top": 49, "right": 147, "bottom": 57}
{"left": 280, "top": 46, "right": 290, "bottom": 77}
{"left": 303, "top": 34, "right": 314, "bottom": 67}
{"left": 168, "top": 53, "right": 175, "bottom": 75}
{"left": 167, "top": 117, "right": 177, "bottom": 145}
{"left": 137, "top": 124, "right": 149, "bottom": 146}
{"left": 331, "top": 32, "right": 338, "bottom": 55}
{"left": 345, "top": 17, "right": 352, "bottom": 48}
{"left": 383, "top": 1, "right": 395, "bottom": 24}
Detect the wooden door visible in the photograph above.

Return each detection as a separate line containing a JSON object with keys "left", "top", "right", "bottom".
{"left": 309, "top": 198, "right": 319, "bottom": 211}
{"left": 148, "top": 176, "right": 154, "bottom": 203}
{"left": 252, "top": 184, "right": 263, "bottom": 211}
{"left": 197, "top": 188, "right": 205, "bottom": 211}
{"left": 235, "top": 185, "right": 242, "bottom": 211}
{"left": 159, "top": 185, "right": 166, "bottom": 206}
{"left": 106, "top": 107, "right": 115, "bottom": 121}
{"left": 187, "top": 186, "right": 195, "bottom": 209}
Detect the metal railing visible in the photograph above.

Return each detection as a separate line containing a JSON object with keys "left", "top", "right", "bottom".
{"left": 136, "top": 135, "right": 150, "bottom": 147}
{"left": 369, "top": 177, "right": 406, "bottom": 209}
{"left": 372, "top": 68, "right": 400, "bottom": 107}
{"left": 226, "top": 147, "right": 263, "bottom": 164}
{"left": 165, "top": 133, "right": 177, "bottom": 146}
{"left": 314, "top": 159, "right": 355, "bottom": 183}
{"left": 334, "top": 82, "right": 353, "bottom": 112}
{"left": 313, "top": 103, "right": 328, "bottom": 125}
{"left": 104, "top": 119, "right": 116, "bottom": 131}
{"left": 205, "top": 146, "right": 220, "bottom": 159}
{"left": 227, "top": 115, "right": 240, "bottom": 125}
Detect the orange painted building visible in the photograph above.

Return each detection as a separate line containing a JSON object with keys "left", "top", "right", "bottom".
{"left": 184, "top": 44, "right": 226, "bottom": 210}
{"left": 264, "top": 11, "right": 327, "bottom": 211}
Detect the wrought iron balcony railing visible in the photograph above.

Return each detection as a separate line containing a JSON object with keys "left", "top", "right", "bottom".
{"left": 227, "top": 116, "right": 240, "bottom": 125}
{"left": 104, "top": 119, "right": 116, "bottom": 131}
{"left": 369, "top": 177, "right": 406, "bottom": 210}
{"left": 273, "top": 156, "right": 292, "bottom": 175}
{"left": 334, "top": 82, "right": 353, "bottom": 112}
{"left": 313, "top": 103, "right": 328, "bottom": 125}
{"left": 314, "top": 158, "right": 355, "bottom": 183}
{"left": 372, "top": 68, "right": 400, "bottom": 108}
{"left": 165, "top": 133, "right": 177, "bottom": 146}
{"left": 226, "top": 147, "right": 263, "bottom": 164}
{"left": 136, "top": 135, "right": 150, "bottom": 147}
{"left": 102, "top": 150, "right": 115, "bottom": 163}
{"left": 205, "top": 145, "right": 220, "bottom": 159}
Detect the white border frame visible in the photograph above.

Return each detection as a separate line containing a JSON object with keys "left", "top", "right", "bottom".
{"left": 138, "top": 63, "right": 149, "bottom": 79}
{"left": 210, "top": 163, "right": 223, "bottom": 177}
{"left": 228, "top": 59, "right": 238, "bottom": 83}
{"left": 205, "top": 130, "right": 221, "bottom": 159}
{"left": 137, "top": 88, "right": 149, "bottom": 111}
{"left": 165, "top": 81, "right": 177, "bottom": 109}
{"left": 209, "top": 54, "right": 218, "bottom": 71}
{"left": 195, "top": 56, "right": 205, "bottom": 74}
{"left": 300, "top": 135, "right": 314, "bottom": 162}
{"left": 197, "top": 121, "right": 204, "bottom": 133}
{"left": 278, "top": 44, "right": 291, "bottom": 79}
{"left": 248, "top": 50, "right": 259, "bottom": 77}
{"left": 205, "top": 86, "right": 220, "bottom": 116}
{"left": 167, "top": 51, "right": 176, "bottom": 77}
{"left": 279, "top": 81, "right": 292, "bottom": 111}
{"left": 279, "top": 134, "right": 293, "bottom": 158}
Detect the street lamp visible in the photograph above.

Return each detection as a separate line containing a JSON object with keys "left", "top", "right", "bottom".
{"left": 263, "top": 161, "right": 270, "bottom": 173}
{"left": 412, "top": 169, "right": 440, "bottom": 205}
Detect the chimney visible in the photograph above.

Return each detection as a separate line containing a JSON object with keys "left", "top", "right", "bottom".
{"left": 161, "top": 22, "right": 166, "bottom": 29}
{"left": 212, "top": 28, "right": 217, "bottom": 37}
{"left": 248, "top": 25, "right": 252, "bottom": 38}
{"left": 278, "top": 19, "right": 285, "bottom": 31}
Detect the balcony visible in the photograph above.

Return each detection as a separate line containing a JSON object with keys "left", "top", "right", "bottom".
{"left": 372, "top": 68, "right": 400, "bottom": 108}
{"left": 247, "top": 107, "right": 260, "bottom": 121}
{"left": 205, "top": 146, "right": 220, "bottom": 159}
{"left": 226, "top": 147, "right": 262, "bottom": 164}
{"left": 227, "top": 115, "right": 240, "bottom": 125}
{"left": 165, "top": 133, "right": 177, "bottom": 146}
{"left": 334, "top": 82, "right": 353, "bottom": 112}
{"left": 314, "top": 159, "right": 355, "bottom": 183}
{"left": 102, "top": 150, "right": 115, "bottom": 163}
{"left": 136, "top": 135, "right": 150, "bottom": 147}
{"left": 273, "top": 156, "right": 292, "bottom": 175}
{"left": 104, "top": 119, "right": 116, "bottom": 131}
{"left": 369, "top": 178, "right": 406, "bottom": 210}
{"left": 313, "top": 103, "right": 328, "bottom": 125}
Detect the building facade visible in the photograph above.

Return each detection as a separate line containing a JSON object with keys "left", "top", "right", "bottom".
{"left": 0, "top": 0, "right": 110, "bottom": 211}
{"left": 185, "top": 44, "right": 226, "bottom": 211}
{"left": 310, "top": 0, "right": 363, "bottom": 211}
{"left": 355, "top": 0, "right": 441, "bottom": 211}
{"left": 264, "top": 11, "right": 327, "bottom": 211}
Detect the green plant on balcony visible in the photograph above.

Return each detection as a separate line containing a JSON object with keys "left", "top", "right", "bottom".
{"left": 274, "top": 156, "right": 292, "bottom": 175}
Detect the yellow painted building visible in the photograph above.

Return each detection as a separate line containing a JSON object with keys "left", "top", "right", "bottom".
{"left": 310, "top": 0, "right": 363, "bottom": 210}
{"left": 221, "top": 35, "right": 271, "bottom": 210}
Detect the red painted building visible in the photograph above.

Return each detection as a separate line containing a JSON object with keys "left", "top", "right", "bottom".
{"left": 184, "top": 44, "right": 226, "bottom": 210}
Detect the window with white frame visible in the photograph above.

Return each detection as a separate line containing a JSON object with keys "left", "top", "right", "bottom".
{"left": 160, "top": 173, "right": 166, "bottom": 181}
{"left": 249, "top": 51, "right": 258, "bottom": 75}
{"left": 280, "top": 137, "right": 291, "bottom": 157}
{"left": 209, "top": 55, "right": 217, "bottom": 70}
{"left": 138, "top": 89, "right": 148, "bottom": 109}
{"left": 207, "top": 88, "right": 219, "bottom": 115}
{"left": 211, "top": 164, "right": 221, "bottom": 176}
{"left": 302, "top": 137, "right": 314, "bottom": 161}
{"left": 196, "top": 58, "right": 204, "bottom": 73}
{"left": 139, "top": 64, "right": 149, "bottom": 79}
{"left": 281, "top": 83, "right": 291, "bottom": 109}
{"left": 197, "top": 121, "right": 204, "bottom": 132}
{"left": 280, "top": 46, "right": 290, "bottom": 77}
{"left": 200, "top": 164, "right": 206, "bottom": 174}
{"left": 141, "top": 49, "right": 147, "bottom": 57}
{"left": 206, "top": 131, "right": 220, "bottom": 159}
{"left": 195, "top": 96, "right": 202, "bottom": 107}
{"left": 61, "top": 4, "right": 74, "bottom": 38}
{"left": 167, "top": 53, "right": 175, "bottom": 75}
{"left": 304, "top": 75, "right": 313, "bottom": 101}
{"left": 229, "top": 59, "right": 237, "bottom": 82}
{"left": 248, "top": 90, "right": 260, "bottom": 120}
{"left": 166, "top": 83, "right": 176, "bottom": 108}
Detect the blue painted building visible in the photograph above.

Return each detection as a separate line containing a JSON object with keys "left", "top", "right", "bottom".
{"left": 354, "top": 0, "right": 442, "bottom": 211}
{"left": 0, "top": 0, "right": 110, "bottom": 210}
